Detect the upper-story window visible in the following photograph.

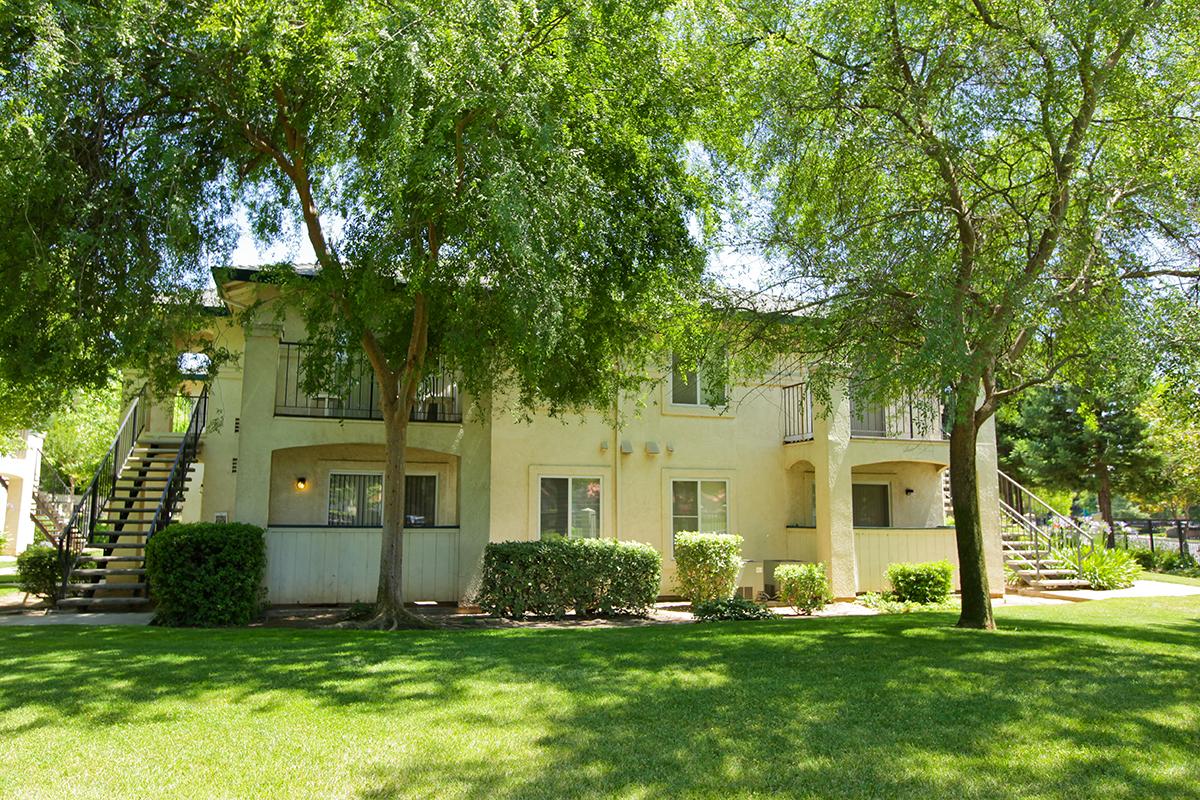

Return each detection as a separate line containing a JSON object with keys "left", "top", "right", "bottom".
{"left": 670, "top": 355, "right": 727, "bottom": 406}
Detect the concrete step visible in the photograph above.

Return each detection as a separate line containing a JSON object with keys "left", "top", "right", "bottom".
{"left": 65, "top": 582, "right": 148, "bottom": 594}
{"left": 1029, "top": 578, "right": 1091, "bottom": 589}
{"left": 57, "top": 596, "right": 151, "bottom": 609}
{"left": 73, "top": 567, "right": 146, "bottom": 577}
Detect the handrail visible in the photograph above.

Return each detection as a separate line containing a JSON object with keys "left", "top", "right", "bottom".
{"left": 56, "top": 385, "right": 149, "bottom": 598}
{"left": 998, "top": 471, "right": 1094, "bottom": 548}
{"left": 148, "top": 386, "right": 208, "bottom": 541}
{"left": 998, "top": 472, "right": 1093, "bottom": 579}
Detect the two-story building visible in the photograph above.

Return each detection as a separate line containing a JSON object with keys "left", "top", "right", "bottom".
{"left": 121, "top": 266, "right": 1002, "bottom": 605}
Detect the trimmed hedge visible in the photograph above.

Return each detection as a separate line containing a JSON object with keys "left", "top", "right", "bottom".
{"left": 145, "top": 522, "right": 266, "bottom": 626}
{"left": 16, "top": 546, "right": 63, "bottom": 603}
{"left": 775, "top": 562, "right": 832, "bottom": 615}
{"left": 673, "top": 532, "right": 743, "bottom": 603}
{"left": 885, "top": 560, "right": 954, "bottom": 604}
{"left": 476, "top": 538, "right": 661, "bottom": 618}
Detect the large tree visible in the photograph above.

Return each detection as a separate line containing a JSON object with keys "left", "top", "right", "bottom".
{"left": 126, "top": 0, "right": 707, "bottom": 627}
{"left": 1003, "top": 385, "right": 1161, "bottom": 542}
{"left": 689, "top": 0, "right": 1200, "bottom": 627}
{"left": 0, "top": 0, "right": 223, "bottom": 435}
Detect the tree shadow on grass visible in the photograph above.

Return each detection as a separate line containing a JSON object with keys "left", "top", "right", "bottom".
{"left": 0, "top": 604, "right": 1197, "bottom": 799}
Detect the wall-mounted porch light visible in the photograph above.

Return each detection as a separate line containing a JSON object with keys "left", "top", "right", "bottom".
{"left": 296, "top": 477, "right": 308, "bottom": 491}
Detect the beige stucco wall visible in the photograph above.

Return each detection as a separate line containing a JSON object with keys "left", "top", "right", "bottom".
{"left": 1, "top": 431, "right": 43, "bottom": 555}
{"left": 183, "top": 282, "right": 1004, "bottom": 604}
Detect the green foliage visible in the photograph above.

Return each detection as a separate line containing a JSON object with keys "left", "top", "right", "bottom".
{"left": 476, "top": 538, "right": 661, "bottom": 619}
{"left": 1069, "top": 546, "right": 1140, "bottom": 591}
{"left": 0, "top": 2, "right": 225, "bottom": 438}
{"left": 1002, "top": 385, "right": 1161, "bottom": 529}
{"left": 672, "top": 532, "right": 743, "bottom": 603}
{"left": 691, "top": 597, "right": 773, "bottom": 621}
{"left": 145, "top": 523, "right": 266, "bottom": 627}
{"left": 41, "top": 379, "right": 123, "bottom": 489}
{"left": 859, "top": 591, "right": 954, "bottom": 615}
{"left": 1127, "top": 547, "right": 1196, "bottom": 576}
{"left": 774, "top": 563, "right": 831, "bottom": 615}
{"left": 16, "top": 546, "right": 62, "bottom": 602}
{"left": 885, "top": 561, "right": 954, "bottom": 605}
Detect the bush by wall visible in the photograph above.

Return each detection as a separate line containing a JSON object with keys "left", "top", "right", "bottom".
{"left": 16, "top": 546, "right": 63, "bottom": 603}
{"left": 673, "top": 532, "right": 743, "bottom": 603}
{"left": 775, "top": 562, "right": 832, "bottom": 615}
{"left": 476, "top": 538, "right": 661, "bottom": 618}
{"left": 885, "top": 560, "right": 954, "bottom": 604}
{"left": 691, "top": 597, "right": 774, "bottom": 621}
{"left": 145, "top": 522, "right": 266, "bottom": 626}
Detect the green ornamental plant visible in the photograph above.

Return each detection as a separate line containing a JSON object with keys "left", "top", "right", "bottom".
{"left": 16, "top": 546, "right": 63, "bottom": 603}
{"left": 885, "top": 561, "right": 954, "bottom": 605}
{"left": 673, "top": 532, "right": 743, "bottom": 603}
{"left": 691, "top": 597, "right": 774, "bottom": 621}
{"left": 1069, "top": 546, "right": 1140, "bottom": 591}
{"left": 145, "top": 522, "right": 266, "bottom": 626}
{"left": 774, "top": 563, "right": 832, "bottom": 615}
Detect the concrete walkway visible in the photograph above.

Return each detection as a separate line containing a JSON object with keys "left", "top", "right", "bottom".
{"left": 0, "top": 610, "right": 155, "bottom": 626}
{"left": 1029, "top": 579, "right": 1200, "bottom": 603}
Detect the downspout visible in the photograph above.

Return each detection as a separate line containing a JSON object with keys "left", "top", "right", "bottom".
{"left": 612, "top": 388, "right": 620, "bottom": 541}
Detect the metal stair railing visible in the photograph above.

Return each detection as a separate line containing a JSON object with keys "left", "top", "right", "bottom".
{"left": 56, "top": 385, "right": 149, "bottom": 597}
{"left": 998, "top": 471, "right": 1094, "bottom": 580}
{"left": 147, "top": 386, "right": 208, "bottom": 541}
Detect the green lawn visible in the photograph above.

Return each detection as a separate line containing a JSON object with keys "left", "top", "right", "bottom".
{"left": 1, "top": 598, "right": 1198, "bottom": 800}
{"left": 1140, "top": 570, "right": 1200, "bottom": 586}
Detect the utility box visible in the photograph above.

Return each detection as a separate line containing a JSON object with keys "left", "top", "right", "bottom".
{"left": 736, "top": 560, "right": 766, "bottom": 600}
{"left": 762, "top": 560, "right": 806, "bottom": 598}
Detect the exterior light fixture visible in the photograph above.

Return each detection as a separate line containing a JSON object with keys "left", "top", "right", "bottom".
{"left": 296, "top": 477, "right": 308, "bottom": 491}
{"left": 905, "top": 488, "right": 914, "bottom": 495}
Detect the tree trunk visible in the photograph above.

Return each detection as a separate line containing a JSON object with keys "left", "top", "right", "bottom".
{"left": 363, "top": 408, "right": 436, "bottom": 630}
{"left": 1097, "top": 466, "right": 1116, "bottom": 548}
{"left": 949, "top": 415, "right": 995, "bottom": 630}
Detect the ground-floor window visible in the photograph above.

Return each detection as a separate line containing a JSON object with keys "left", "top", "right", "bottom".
{"left": 851, "top": 482, "right": 890, "bottom": 527}
{"left": 539, "top": 476, "right": 602, "bottom": 539}
{"left": 327, "top": 472, "right": 437, "bottom": 527}
{"left": 671, "top": 479, "right": 729, "bottom": 545}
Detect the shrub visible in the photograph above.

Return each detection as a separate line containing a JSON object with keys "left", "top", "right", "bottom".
{"left": 16, "top": 546, "right": 63, "bottom": 603}
{"left": 1073, "top": 546, "right": 1139, "bottom": 591}
{"left": 1127, "top": 547, "right": 1162, "bottom": 571}
{"left": 692, "top": 597, "right": 774, "bottom": 621}
{"left": 673, "top": 532, "right": 743, "bottom": 603}
{"left": 774, "top": 562, "right": 832, "bottom": 615}
{"left": 476, "top": 538, "right": 661, "bottom": 618}
{"left": 145, "top": 522, "right": 266, "bottom": 626}
{"left": 886, "top": 560, "right": 954, "bottom": 604}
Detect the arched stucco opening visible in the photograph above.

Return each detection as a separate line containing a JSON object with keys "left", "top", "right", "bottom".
{"left": 785, "top": 458, "right": 817, "bottom": 529}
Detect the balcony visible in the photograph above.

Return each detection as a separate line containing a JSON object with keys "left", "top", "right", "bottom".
{"left": 274, "top": 341, "right": 462, "bottom": 423}
{"left": 781, "top": 383, "right": 946, "bottom": 443}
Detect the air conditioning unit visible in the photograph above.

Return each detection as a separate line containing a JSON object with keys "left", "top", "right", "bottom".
{"left": 737, "top": 560, "right": 765, "bottom": 601}
{"left": 762, "top": 560, "right": 805, "bottom": 598}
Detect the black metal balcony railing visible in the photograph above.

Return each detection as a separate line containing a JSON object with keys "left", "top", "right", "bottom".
{"left": 275, "top": 342, "right": 462, "bottom": 423}
{"left": 782, "top": 384, "right": 947, "bottom": 442}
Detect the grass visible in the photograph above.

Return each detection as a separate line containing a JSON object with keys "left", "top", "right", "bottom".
{"left": 1, "top": 598, "right": 1198, "bottom": 800}
{"left": 1139, "top": 569, "right": 1200, "bottom": 586}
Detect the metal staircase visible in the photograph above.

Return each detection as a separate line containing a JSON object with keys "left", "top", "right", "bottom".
{"left": 54, "top": 386, "right": 207, "bottom": 611}
{"left": 998, "top": 472, "right": 1091, "bottom": 590}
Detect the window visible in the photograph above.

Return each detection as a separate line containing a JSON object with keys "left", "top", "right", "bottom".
{"left": 671, "top": 479, "right": 729, "bottom": 542}
{"left": 670, "top": 355, "right": 726, "bottom": 406}
{"left": 327, "top": 472, "right": 437, "bottom": 527}
{"left": 852, "top": 483, "right": 890, "bottom": 527}
{"left": 539, "top": 476, "right": 601, "bottom": 539}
